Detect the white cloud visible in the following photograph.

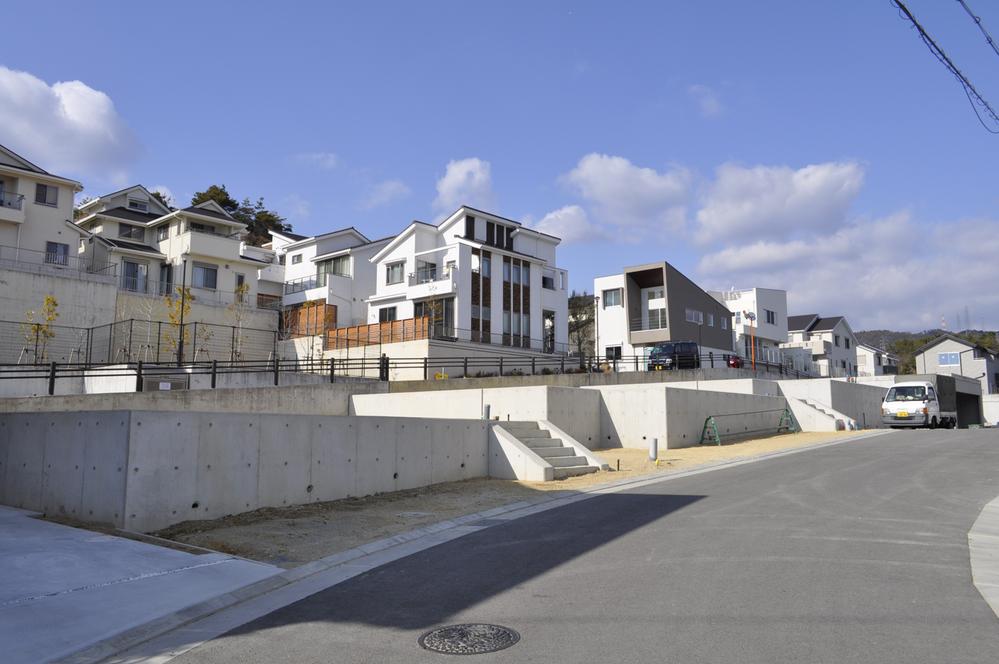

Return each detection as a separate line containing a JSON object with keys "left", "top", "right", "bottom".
{"left": 698, "top": 212, "right": 999, "bottom": 330}
{"left": 561, "top": 153, "right": 691, "bottom": 232}
{"left": 433, "top": 157, "right": 495, "bottom": 212}
{"left": 530, "top": 205, "right": 611, "bottom": 244}
{"left": 151, "top": 184, "right": 175, "bottom": 207}
{"left": 695, "top": 161, "right": 864, "bottom": 244}
{"left": 360, "top": 179, "right": 410, "bottom": 210}
{"left": 283, "top": 193, "right": 311, "bottom": 219}
{"left": 293, "top": 152, "right": 338, "bottom": 169}
{"left": 0, "top": 66, "right": 138, "bottom": 186}
{"left": 688, "top": 84, "right": 723, "bottom": 117}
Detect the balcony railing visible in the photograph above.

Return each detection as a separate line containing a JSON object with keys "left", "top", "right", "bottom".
{"left": 0, "top": 244, "right": 116, "bottom": 279}
{"left": 629, "top": 313, "right": 668, "bottom": 332}
{"left": 408, "top": 266, "right": 452, "bottom": 286}
{"left": 186, "top": 225, "right": 241, "bottom": 239}
{"left": 0, "top": 191, "right": 24, "bottom": 210}
{"left": 284, "top": 275, "right": 319, "bottom": 295}
{"left": 120, "top": 276, "right": 268, "bottom": 309}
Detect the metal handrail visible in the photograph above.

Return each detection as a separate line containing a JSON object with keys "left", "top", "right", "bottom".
{"left": 0, "top": 244, "right": 117, "bottom": 276}
{"left": 0, "top": 191, "right": 24, "bottom": 210}
{"left": 629, "top": 314, "right": 667, "bottom": 331}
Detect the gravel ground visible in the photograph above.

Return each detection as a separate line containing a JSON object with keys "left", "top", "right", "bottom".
{"left": 157, "top": 431, "right": 866, "bottom": 567}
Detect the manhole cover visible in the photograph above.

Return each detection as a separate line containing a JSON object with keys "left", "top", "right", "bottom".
{"left": 418, "top": 623, "right": 520, "bottom": 655}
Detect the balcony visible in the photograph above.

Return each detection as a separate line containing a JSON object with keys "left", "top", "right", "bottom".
{"left": 177, "top": 228, "right": 242, "bottom": 261}
{"left": 0, "top": 191, "right": 25, "bottom": 224}
{"left": 407, "top": 266, "right": 456, "bottom": 299}
{"left": 628, "top": 312, "right": 669, "bottom": 345}
{"left": 782, "top": 338, "right": 832, "bottom": 357}
{"left": 120, "top": 276, "right": 267, "bottom": 309}
{"left": 0, "top": 244, "right": 116, "bottom": 283}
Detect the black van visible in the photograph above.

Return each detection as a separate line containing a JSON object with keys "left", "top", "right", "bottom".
{"left": 647, "top": 342, "right": 700, "bottom": 370}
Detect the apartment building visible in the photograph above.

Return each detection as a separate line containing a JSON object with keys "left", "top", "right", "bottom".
{"left": 365, "top": 206, "right": 569, "bottom": 353}
{"left": 75, "top": 186, "right": 277, "bottom": 327}
{"left": 709, "top": 287, "right": 788, "bottom": 366}
{"left": 594, "top": 261, "right": 734, "bottom": 364}
{"left": 782, "top": 314, "right": 858, "bottom": 377}
{"left": 856, "top": 343, "right": 899, "bottom": 377}
{"left": 915, "top": 333, "right": 998, "bottom": 394}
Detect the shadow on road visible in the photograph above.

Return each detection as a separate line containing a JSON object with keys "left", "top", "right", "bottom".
{"left": 225, "top": 491, "right": 703, "bottom": 633}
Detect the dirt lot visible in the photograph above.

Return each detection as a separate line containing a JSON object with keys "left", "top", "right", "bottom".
{"left": 157, "top": 431, "right": 866, "bottom": 568}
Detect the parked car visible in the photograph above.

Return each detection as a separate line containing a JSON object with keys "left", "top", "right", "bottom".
{"left": 726, "top": 355, "right": 744, "bottom": 368}
{"left": 881, "top": 380, "right": 957, "bottom": 429}
{"left": 648, "top": 342, "right": 700, "bottom": 370}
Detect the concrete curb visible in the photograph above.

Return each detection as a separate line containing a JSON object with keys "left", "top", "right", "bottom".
{"left": 969, "top": 493, "right": 999, "bottom": 619}
{"left": 69, "top": 430, "right": 891, "bottom": 664}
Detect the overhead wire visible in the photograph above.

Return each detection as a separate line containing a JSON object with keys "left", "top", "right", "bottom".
{"left": 956, "top": 0, "right": 999, "bottom": 61}
{"left": 891, "top": 0, "right": 999, "bottom": 133}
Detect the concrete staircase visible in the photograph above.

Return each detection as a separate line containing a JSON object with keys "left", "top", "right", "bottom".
{"left": 501, "top": 421, "right": 599, "bottom": 479}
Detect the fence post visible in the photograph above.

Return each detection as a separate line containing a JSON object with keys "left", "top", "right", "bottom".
{"left": 634, "top": 355, "right": 638, "bottom": 371}
{"left": 231, "top": 327, "right": 237, "bottom": 362}
{"left": 192, "top": 323, "right": 198, "bottom": 360}
{"left": 709, "top": 352, "right": 714, "bottom": 368}
{"left": 127, "top": 319, "right": 134, "bottom": 362}
{"left": 560, "top": 355, "right": 565, "bottom": 373}
{"left": 423, "top": 356, "right": 429, "bottom": 381}
{"left": 329, "top": 356, "right": 335, "bottom": 383}
{"left": 273, "top": 356, "right": 280, "bottom": 386}
{"left": 499, "top": 357, "right": 504, "bottom": 376}
{"left": 136, "top": 361, "right": 144, "bottom": 392}
{"left": 211, "top": 360, "right": 217, "bottom": 389}
{"left": 531, "top": 356, "right": 536, "bottom": 375}
{"left": 48, "top": 361, "right": 56, "bottom": 395}
{"left": 107, "top": 324, "right": 113, "bottom": 363}
{"left": 463, "top": 356, "right": 468, "bottom": 378}
{"left": 34, "top": 327, "right": 40, "bottom": 364}
{"left": 86, "top": 328, "right": 93, "bottom": 366}
{"left": 156, "top": 322, "right": 162, "bottom": 363}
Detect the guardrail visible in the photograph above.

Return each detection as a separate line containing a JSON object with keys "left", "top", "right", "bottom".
{"left": 0, "top": 244, "right": 117, "bottom": 277}
{"left": 699, "top": 408, "right": 799, "bottom": 445}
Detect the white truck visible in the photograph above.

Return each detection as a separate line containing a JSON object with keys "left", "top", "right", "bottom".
{"left": 881, "top": 379, "right": 957, "bottom": 429}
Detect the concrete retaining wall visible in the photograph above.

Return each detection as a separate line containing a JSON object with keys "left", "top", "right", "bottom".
{"left": 984, "top": 395, "right": 999, "bottom": 426}
{"left": 778, "top": 379, "right": 887, "bottom": 429}
{"left": 665, "top": 378, "right": 782, "bottom": 397}
{"left": 0, "top": 381, "right": 387, "bottom": 415}
{"left": 0, "top": 410, "right": 487, "bottom": 532}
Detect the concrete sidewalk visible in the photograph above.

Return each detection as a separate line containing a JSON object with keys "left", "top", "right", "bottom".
{"left": 0, "top": 507, "right": 279, "bottom": 664}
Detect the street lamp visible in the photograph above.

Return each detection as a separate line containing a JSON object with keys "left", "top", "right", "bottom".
{"left": 743, "top": 310, "right": 757, "bottom": 369}
{"left": 593, "top": 294, "right": 600, "bottom": 368}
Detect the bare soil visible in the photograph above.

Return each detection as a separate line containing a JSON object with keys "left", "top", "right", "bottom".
{"left": 157, "top": 431, "right": 865, "bottom": 568}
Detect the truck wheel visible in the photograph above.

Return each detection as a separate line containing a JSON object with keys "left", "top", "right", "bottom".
{"left": 929, "top": 416, "right": 938, "bottom": 429}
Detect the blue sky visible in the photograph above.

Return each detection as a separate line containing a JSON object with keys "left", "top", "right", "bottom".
{"left": 3, "top": 1, "right": 999, "bottom": 331}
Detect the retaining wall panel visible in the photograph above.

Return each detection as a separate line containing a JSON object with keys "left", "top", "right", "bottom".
{"left": 395, "top": 419, "right": 433, "bottom": 492}
{"left": 0, "top": 417, "right": 10, "bottom": 504}
{"left": 80, "top": 413, "right": 129, "bottom": 525}
{"left": 257, "top": 417, "right": 313, "bottom": 508}
{"left": 4, "top": 416, "right": 45, "bottom": 509}
{"left": 355, "top": 418, "right": 398, "bottom": 496}
{"left": 195, "top": 413, "right": 260, "bottom": 522}
{"left": 310, "top": 419, "right": 358, "bottom": 501}
{"left": 40, "top": 417, "right": 87, "bottom": 518}
{"left": 125, "top": 412, "right": 200, "bottom": 531}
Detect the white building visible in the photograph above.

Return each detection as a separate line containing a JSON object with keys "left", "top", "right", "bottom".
{"left": 0, "top": 144, "right": 88, "bottom": 273}
{"left": 914, "top": 333, "right": 998, "bottom": 394}
{"left": 365, "top": 206, "right": 569, "bottom": 354}
{"left": 594, "top": 261, "right": 734, "bottom": 366}
{"left": 856, "top": 343, "right": 898, "bottom": 377}
{"left": 709, "top": 287, "right": 788, "bottom": 366}
{"left": 782, "top": 314, "right": 858, "bottom": 377}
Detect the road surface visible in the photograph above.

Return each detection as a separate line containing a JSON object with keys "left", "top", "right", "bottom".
{"left": 174, "top": 429, "right": 999, "bottom": 663}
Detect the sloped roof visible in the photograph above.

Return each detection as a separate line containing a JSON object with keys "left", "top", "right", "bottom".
{"left": 181, "top": 205, "right": 233, "bottom": 222}
{"left": 914, "top": 332, "right": 995, "bottom": 355}
{"left": 101, "top": 238, "right": 164, "bottom": 255}
{"left": 788, "top": 314, "right": 819, "bottom": 331}
{"left": 810, "top": 316, "right": 845, "bottom": 332}
{"left": 99, "top": 207, "right": 164, "bottom": 224}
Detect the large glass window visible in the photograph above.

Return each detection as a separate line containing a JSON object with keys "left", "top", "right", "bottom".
{"left": 44, "top": 242, "right": 69, "bottom": 266}
{"left": 938, "top": 352, "right": 960, "bottom": 366}
{"left": 34, "top": 183, "right": 58, "bottom": 206}
{"left": 379, "top": 306, "right": 397, "bottom": 322}
{"left": 602, "top": 288, "right": 622, "bottom": 307}
{"left": 685, "top": 308, "right": 703, "bottom": 324}
{"left": 118, "top": 224, "right": 145, "bottom": 241}
{"left": 317, "top": 255, "right": 351, "bottom": 285}
{"left": 386, "top": 261, "right": 405, "bottom": 284}
{"left": 481, "top": 254, "right": 491, "bottom": 278}
{"left": 193, "top": 263, "right": 218, "bottom": 290}
{"left": 122, "top": 260, "right": 148, "bottom": 292}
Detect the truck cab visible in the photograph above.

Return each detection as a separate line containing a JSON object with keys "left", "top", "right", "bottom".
{"left": 881, "top": 380, "right": 956, "bottom": 429}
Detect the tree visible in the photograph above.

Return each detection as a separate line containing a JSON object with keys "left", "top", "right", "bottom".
{"left": 567, "top": 291, "right": 596, "bottom": 361}
{"left": 191, "top": 185, "right": 293, "bottom": 247}
{"left": 150, "top": 189, "right": 174, "bottom": 209}
{"left": 23, "top": 295, "right": 59, "bottom": 363}
{"left": 73, "top": 196, "right": 96, "bottom": 221}
{"left": 227, "top": 282, "right": 251, "bottom": 360}
{"left": 163, "top": 286, "right": 194, "bottom": 359}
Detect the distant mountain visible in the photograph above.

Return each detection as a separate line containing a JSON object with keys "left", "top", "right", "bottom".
{"left": 855, "top": 329, "right": 999, "bottom": 373}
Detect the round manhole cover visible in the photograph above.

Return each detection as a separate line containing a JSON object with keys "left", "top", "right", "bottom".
{"left": 418, "top": 623, "right": 520, "bottom": 655}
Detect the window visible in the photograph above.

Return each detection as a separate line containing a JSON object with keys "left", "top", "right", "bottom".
{"left": 464, "top": 215, "right": 475, "bottom": 240}
{"left": 386, "top": 261, "right": 405, "bottom": 284}
{"left": 118, "top": 224, "right": 144, "bottom": 241}
{"left": 192, "top": 263, "right": 218, "bottom": 290}
{"left": 721, "top": 317, "right": 728, "bottom": 330}
{"left": 735, "top": 312, "right": 741, "bottom": 325}
{"left": 845, "top": 338, "right": 851, "bottom": 349}
{"left": 542, "top": 270, "right": 555, "bottom": 290}
{"left": 481, "top": 255, "right": 491, "bottom": 278}
{"left": 605, "top": 346, "right": 623, "bottom": 361}
{"left": 834, "top": 335, "right": 841, "bottom": 347}
{"left": 318, "top": 255, "right": 351, "bottom": 284}
{"left": 928, "top": 387, "right": 937, "bottom": 400}
{"left": 602, "top": 288, "right": 622, "bottom": 307}
{"left": 34, "top": 183, "right": 58, "bottom": 207}
{"left": 765, "top": 309, "right": 776, "bottom": 325}
{"left": 512, "top": 263, "right": 521, "bottom": 285}
{"left": 234, "top": 273, "right": 246, "bottom": 300}
{"left": 707, "top": 313, "right": 715, "bottom": 327}
{"left": 379, "top": 306, "right": 397, "bottom": 322}
{"left": 648, "top": 287, "right": 664, "bottom": 300}
{"left": 938, "top": 352, "right": 960, "bottom": 366}
{"left": 44, "top": 242, "right": 69, "bottom": 266}
{"left": 122, "top": 260, "right": 148, "bottom": 292}
{"left": 486, "top": 221, "right": 495, "bottom": 245}
{"left": 157, "top": 226, "right": 169, "bottom": 241}
{"left": 503, "top": 311, "right": 511, "bottom": 334}
{"left": 128, "top": 199, "right": 148, "bottom": 212}
{"left": 279, "top": 254, "right": 286, "bottom": 266}
{"left": 291, "top": 254, "right": 303, "bottom": 264}
{"left": 189, "top": 221, "right": 214, "bottom": 234}
{"left": 685, "top": 308, "right": 703, "bottom": 324}
{"left": 503, "top": 261, "right": 511, "bottom": 282}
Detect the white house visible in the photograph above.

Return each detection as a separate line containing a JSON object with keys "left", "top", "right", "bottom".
{"left": 914, "top": 333, "right": 998, "bottom": 394}
{"left": 0, "top": 144, "right": 88, "bottom": 272}
{"left": 709, "top": 287, "right": 788, "bottom": 366}
{"left": 364, "top": 206, "right": 569, "bottom": 354}
{"left": 856, "top": 343, "right": 898, "bottom": 377}
{"left": 594, "top": 261, "right": 734, "bottom": 366}
{"left": 782, "top": 314, "right": 858, "bottom": 377}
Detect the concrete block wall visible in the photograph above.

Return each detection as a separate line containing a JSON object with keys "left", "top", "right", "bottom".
{"left": 0, "top": 410, "right": 488, "bottom": 532}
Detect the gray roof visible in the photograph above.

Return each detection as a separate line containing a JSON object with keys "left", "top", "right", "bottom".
{"left": 787, "top": 314, "right": 818, "bottom": 331}
{"left": 810, "top": 316, "right": 844, "bottom": 332}
{"left": 276, "top": 230, "right": 307, "bottom": 241}
{"left": 99, "top": 207, "right": 163, "bottom": 224}
{"left": 102, "top": 238, "right": 163, "bottom": 254}
{"left": 182, "top": 206, "right": 236, "bottom": 222}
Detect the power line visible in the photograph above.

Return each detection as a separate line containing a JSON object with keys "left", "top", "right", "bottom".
{"left": 892, "top": 0, "right": 999, "bottom": 133}
{"left": 957, "top": 0, "right": 999, "bottom": 61}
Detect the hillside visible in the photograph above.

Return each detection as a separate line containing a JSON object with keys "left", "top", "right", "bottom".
{"left": 855, "top": 329, "right": 999, "bottom": 374}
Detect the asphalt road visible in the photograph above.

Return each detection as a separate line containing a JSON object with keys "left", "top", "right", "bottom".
{"left": 175, "top": 430, "right": 999, "bottom": 664}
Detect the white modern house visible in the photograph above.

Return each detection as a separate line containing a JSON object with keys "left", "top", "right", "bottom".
{"left": 594, "top": 261, "right": 734, "bottom": 366}
{"left": 782, "top": 314, "right": 858, "bottom": 377}
{"left": 363, "top": 206, "right": 569, "bottom": 354}
{"left": 914, "top": 333, "right": 998, "bottom": 394}
{"left": 856, "top": 343, "right": 899, "bottom": 377}
{"left": 709, "top": 287, "right": 788, "bottom": 366}
{"left": 0, "top": 144, "right": 88, "bottom": 273}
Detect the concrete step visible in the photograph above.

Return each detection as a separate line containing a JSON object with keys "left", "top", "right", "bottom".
{"left": 502, "top": 421, "right": 540, "bottom": 430}
{"left": 547, "top": 455, "right": 589, "bottom": 468}
{"left": 517, "top": 432, "right": 554, "bottom": 441}
{"left": 532, "top": 446, "right": 576, "bottom": 458}
{"left": 523, "top": 437, "right": 562, "bottom": 449}
{"left": 553, "top": 465, "right": 599, "bottom": 480}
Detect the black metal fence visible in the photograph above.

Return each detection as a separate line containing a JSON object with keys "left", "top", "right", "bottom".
{"left": 0, "top": 318, "right": 279, "bottom": 365}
